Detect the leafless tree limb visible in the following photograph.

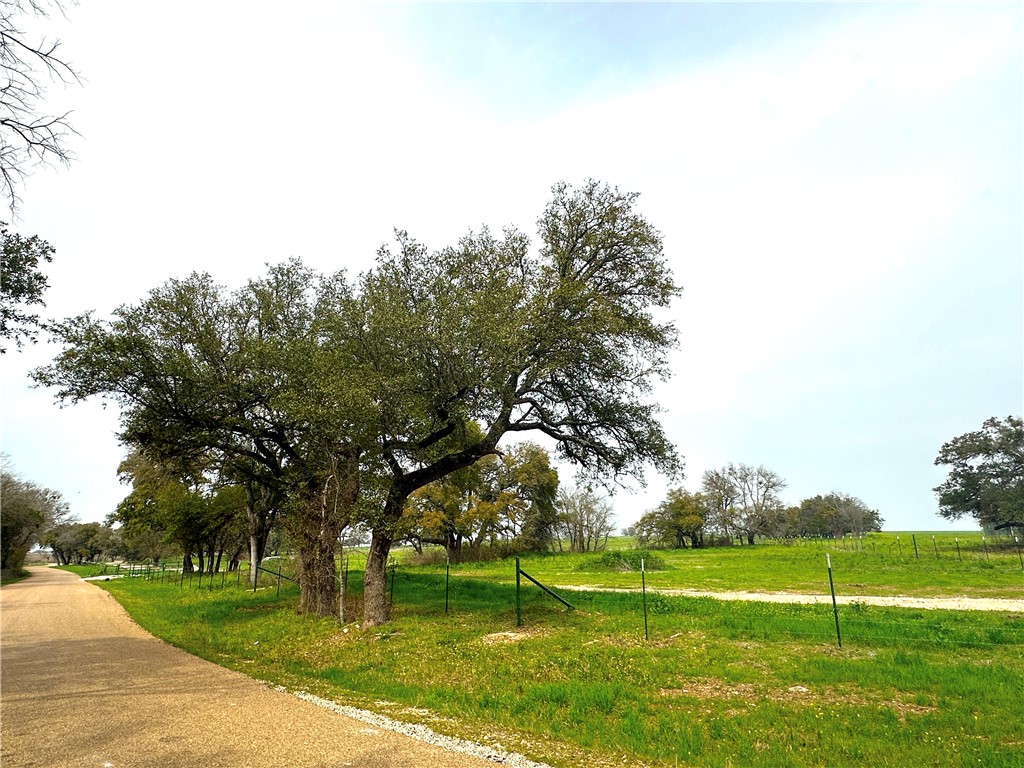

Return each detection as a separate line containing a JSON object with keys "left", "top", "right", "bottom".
{"left": 0, "top": 0, "right": 80, "bottom": 216}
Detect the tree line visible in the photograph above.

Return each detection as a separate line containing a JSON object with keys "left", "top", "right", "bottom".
{"left": 32, "top": 180, "right": 683, "bottom": 625}
{"left": 628, "top": 463, "right": 883, "bottom": 550}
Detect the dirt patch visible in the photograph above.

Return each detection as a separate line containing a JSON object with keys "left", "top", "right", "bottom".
{"left": 556, "top": 585, "right": 1024, "bottom": 612}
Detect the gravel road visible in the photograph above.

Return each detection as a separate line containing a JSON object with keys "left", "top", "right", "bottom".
{"left": 0, "top": 566, "right": 548, "bottom": 768}
{"left": 555, "top": 584, "right": 1024, "bottom": 612}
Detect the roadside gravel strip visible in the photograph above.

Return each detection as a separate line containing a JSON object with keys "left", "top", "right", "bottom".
{"left": 1, "top": 566, "right": 550, "bottom": 768}
{"left": 555, "top": 584, "right": 1024, "bottom": 612}
{"left": 283, "top": 689, "right": 550, "bottom": 768}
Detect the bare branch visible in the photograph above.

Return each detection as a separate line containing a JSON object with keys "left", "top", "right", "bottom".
{"left": 0, "top": 0, "right": 81, "bottom": 216}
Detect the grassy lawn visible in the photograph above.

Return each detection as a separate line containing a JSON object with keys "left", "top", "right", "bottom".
{"left": 75, "top": 543, "right": 1024, "bottom": 768}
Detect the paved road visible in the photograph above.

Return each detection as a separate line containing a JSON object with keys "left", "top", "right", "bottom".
{"left": 0, "top": 567, "right": 505, "bottom": 768}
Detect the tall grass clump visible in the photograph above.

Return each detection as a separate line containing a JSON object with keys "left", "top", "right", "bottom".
{"left": 577, "top": 549, "right": 667, "bottom": 572}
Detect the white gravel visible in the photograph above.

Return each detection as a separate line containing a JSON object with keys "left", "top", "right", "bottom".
{"left": 281, "top": 687, "right": 553, "bottom": 768}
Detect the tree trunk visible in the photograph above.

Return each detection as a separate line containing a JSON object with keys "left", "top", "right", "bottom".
{"left": 746, "top": 532, "right": 756, "bottom": 546}
{"left": 363, "top": 528, "right": 394, "bottom": 627}
{"left": 294, "top": 449, "right": 360, "bottom": 618}
{"left": 182, "top": 553, "right": 194, "bottom": 574}
{"left": 246, "top": 483, "right": 276, "bottom": 588}
{"left": 297, "top": 518, "right": 340, "bottom": 615}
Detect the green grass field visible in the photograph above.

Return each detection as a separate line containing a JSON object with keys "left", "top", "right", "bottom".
{"left": 56, "top": 536, "right": 1024, "bottom": 768}
{"left": 414, "top": 533, "right": 1024, "bottom": 599}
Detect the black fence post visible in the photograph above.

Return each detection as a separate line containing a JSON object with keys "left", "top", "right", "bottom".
{"left": 515, "top": 557, "right": 522, "bottom": 628}
{"left": 641, "top": 557, "right": 649, "bottom": 642}
{"left": 827, "top": 554, "right": 842, "bottom": 649}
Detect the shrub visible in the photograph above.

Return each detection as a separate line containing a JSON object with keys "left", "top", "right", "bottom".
{"left": 578, "top": 550, "right": 667, "bottom": 572}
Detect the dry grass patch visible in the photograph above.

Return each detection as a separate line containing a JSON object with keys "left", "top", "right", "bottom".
{"left": 660, "top": 676, "right": 939, "bottom": 725}
{"left": 481, "top": 627, "right": 550, "bottom": 645}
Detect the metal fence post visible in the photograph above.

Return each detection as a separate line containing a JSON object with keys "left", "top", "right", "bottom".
{"left": 641, "top": 557, "right": 649, "bottom": 642}
{"left": 515, "top": 557, "right": 522, "bottom": 628}
{"left": 827, "top": 554, "right": 842, "bottom": 649}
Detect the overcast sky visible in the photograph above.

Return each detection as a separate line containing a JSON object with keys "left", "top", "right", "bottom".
{"left": 2, "top": 2, "right": 1021, "bottom": 532}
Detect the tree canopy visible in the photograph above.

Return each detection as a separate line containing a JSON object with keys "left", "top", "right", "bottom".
{"left": 1, "top": 456, "right": 71, "bottom": 578}
{"left": 934, "top": 416, "right": 1024, "bottom": 528}
{"left": 1, "top": 224, "right": 53, "bottom": 351}
{"left": 34, "top": 180, "right": 683, "bottom": 625}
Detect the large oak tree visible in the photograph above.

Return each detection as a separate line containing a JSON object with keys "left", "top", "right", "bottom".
{"left": 35, "top": 180, "right": 683, "bottom": 625}
{"left": 338, "top": 180, "right": 681, "bottom": 625}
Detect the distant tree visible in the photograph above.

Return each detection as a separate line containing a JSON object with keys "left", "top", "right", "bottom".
{"left": 1, "top": 0, "right": 81, "bottom": 214}
{"left": 1, "top": 458, "right": 71, "bottom": 577}
{"left": 0, "top": 225, "right": 53, "bottom": 350}
{"left": 795, "top": 493, "right": 882, "bottom": 537}
{"left": 557, "top": 486, "right": 615, "bottom": 553}
{"left": 634, "top": 488, "right": 709, "bottom": 549}
{"left": 113, "top": 451, "right": 246, "bottom": 572}
{"left": 44, "top": 521, "right": 114, "bottom": 564}
{"left": 934, "top": 416, "right": 1024, "bottom": 527}
{"left": 701, "top": 468, "right": 741, "bottom": 542}
{"left": 703, "top": 463, "right": 785, "bottom": 544}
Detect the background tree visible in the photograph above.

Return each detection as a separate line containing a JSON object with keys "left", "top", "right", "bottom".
{"left": 557, "top": 486, "right": 616, "bottom": 553}
{"left": 795, "top": 492, "right": 882, "bottom": 538}
{"left": 1, "top": 224, "right": 53, "bottom": 350}
{"left": 1, "top": 0, "right": 81, "bottom": 214}
{"left": 44, "top": 521, "right": 115, "bottom": 564}
{"left": 724, "top": 463, "right": 786, "bottom": 545}
{"left": 701, "top": 467, "right": 741, "bottom": 543}
{"left": 934, "top": 416, "right": 1024, "bottom": 527}
{"left": 633, "top": 487, "right": 709, "bottom": 549}
{"left": 402, "top": 444, "right": 561, "bottom": 560}
{"left": 1, "top": 457, "right": 71, "bottom": 577}
{"left": 113, "top": 451, "right": 246, "bottom": 572}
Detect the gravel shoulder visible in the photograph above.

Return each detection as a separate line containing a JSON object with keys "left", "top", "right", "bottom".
{"left": 1, "top": 566, "right": 548, "bottom": 768}
{"left": 555, "top": 584, "right": 1024, "bottom": 612}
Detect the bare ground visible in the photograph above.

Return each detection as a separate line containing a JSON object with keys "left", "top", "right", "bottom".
{"left": 554, "top": 584, "right": 1024, "bottom": 612}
